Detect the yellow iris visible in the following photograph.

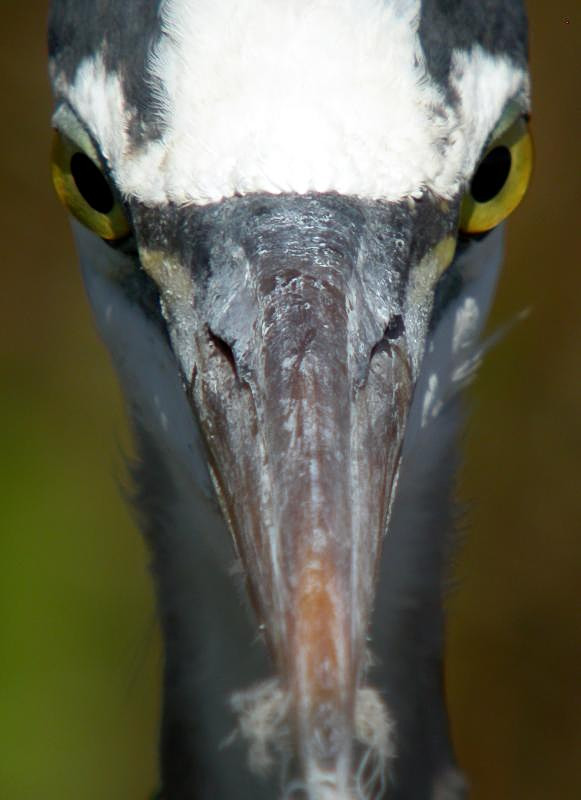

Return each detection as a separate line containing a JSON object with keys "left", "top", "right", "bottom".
{"left": 459, "top": 115, "right": 533, "bottom": 235}
{"left": 51, "top": 130, "right": 130, "bottom": 241}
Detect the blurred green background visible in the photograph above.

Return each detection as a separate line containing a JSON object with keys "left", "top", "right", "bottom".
{"left": 0, "top": 2, "right": 579, "bottom": 798}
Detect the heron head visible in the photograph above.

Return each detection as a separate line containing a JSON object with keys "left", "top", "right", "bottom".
{"left": 49, "top": 1, "right": 531, "bottom": 796}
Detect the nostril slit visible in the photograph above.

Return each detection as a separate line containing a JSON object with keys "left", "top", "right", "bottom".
{"left": 207, "top": 326, "right": 238, "bottom": 377}
{"left": 384, "top": 314, "right": 404, "bottom": 340}
{"left": 370, "top": 315, "right": 405, "bottom": 362}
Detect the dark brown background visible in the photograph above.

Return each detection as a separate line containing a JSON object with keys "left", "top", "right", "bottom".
{"left": 0, "top": 2, "right": 579, "bottom": 798}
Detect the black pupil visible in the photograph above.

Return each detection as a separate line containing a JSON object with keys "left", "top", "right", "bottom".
{"left": 70, "top": 152, "right": 115, "bottom": 214}
{"left": 470, "top": 145, "right": 512, "bottom": 204}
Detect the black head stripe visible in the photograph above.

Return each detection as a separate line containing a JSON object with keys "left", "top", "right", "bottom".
{"left": 418, "top": 0, "right": 528, "bottom": 94}
{"left": 49, "top": 0, "right": 166, "bottom": 143}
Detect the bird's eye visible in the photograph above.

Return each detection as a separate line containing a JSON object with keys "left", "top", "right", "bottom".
{"left": 51, "top": 130, "right": 130, "bottom": 241}
{"left": 459, "top": 115, "right": 533, "bottom": 235}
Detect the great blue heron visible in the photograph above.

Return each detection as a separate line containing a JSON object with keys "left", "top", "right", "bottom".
{"left": 48, "top": 1, "right": 532, "bottom": 798}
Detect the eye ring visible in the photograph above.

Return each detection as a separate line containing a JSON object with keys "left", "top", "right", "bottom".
{"left": 51, "top": 130, "right": 131, "bottom": 241}
{"left": 459, "top": 115, "right": 533, "bottom": 235}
